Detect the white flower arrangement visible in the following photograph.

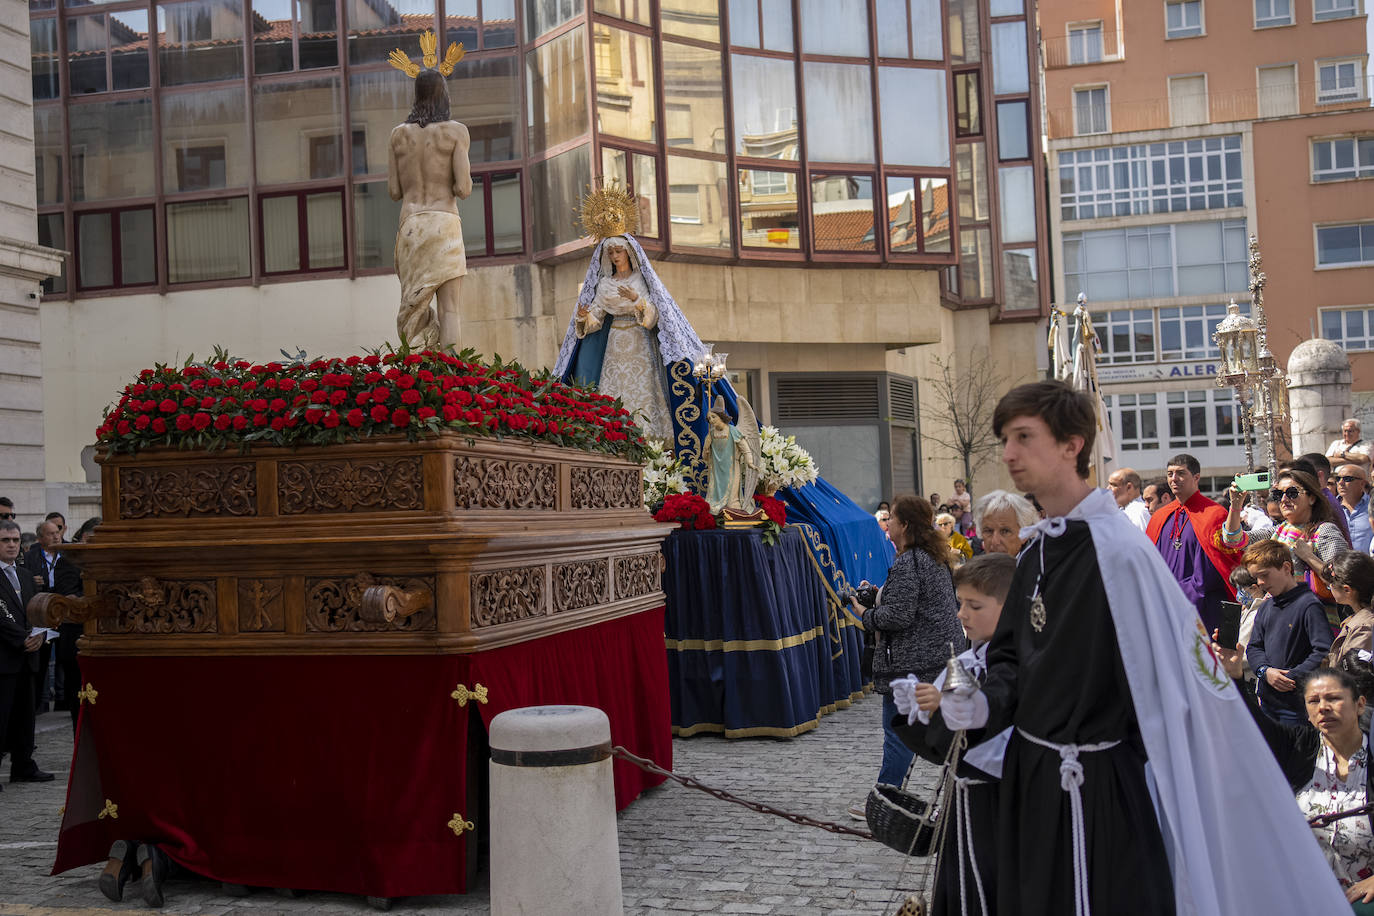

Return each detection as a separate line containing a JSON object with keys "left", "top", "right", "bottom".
{"left": 642, "top": 438, "right": 690, "bottom": 508}
{"left": 756, "top": 426, "right": 820, "bottom": 492}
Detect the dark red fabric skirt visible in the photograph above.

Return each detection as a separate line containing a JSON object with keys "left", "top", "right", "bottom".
{"left": 51, "top": 607, "right": 670, "bottom": 897}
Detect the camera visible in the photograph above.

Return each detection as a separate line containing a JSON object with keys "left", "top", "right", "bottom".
{"left": 853, "top": 582, "right": 879, "bottom": 609}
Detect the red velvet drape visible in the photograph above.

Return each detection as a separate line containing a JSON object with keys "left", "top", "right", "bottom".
{"left": 51, "top": 608, "right": 670, "bottom": 898}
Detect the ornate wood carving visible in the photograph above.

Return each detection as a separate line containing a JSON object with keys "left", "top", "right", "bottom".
{"left": 96, "top": 577, "right": 217, "bottom": 634}
{"left": 278, "top": 457, "right": 423, "bottom": 515}
{"left": 237, "top": 579, "right": 285, "bottom": 632}
{"left": 614, "top": 553, "right": 661, "bottom": 600}
{"left": 569, "top": 466, "right": 641, "bottom": 510}
{"left": 118, "top": 465, "right": 257, "bottom": 519}
{"left": 470, "top": 566, "right": 546, "bottom": 628}
{"left": 27, "top": 592, "right": 114, "bottom": 627}
{"left": 305, "top": 573, "right": 436, "bottom": 632}
{"left": 453, "top": 455, "right": 558, "bottom": 510}
{"left": 359, "top": 582, "right": 434, "bottom": 624}
{"left": 553, "top": 559, "right": 608, "bottom": 613}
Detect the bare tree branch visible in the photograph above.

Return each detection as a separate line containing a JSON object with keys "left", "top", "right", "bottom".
{"left": 921, "top": 353, "right": 1009, "bottom": 488}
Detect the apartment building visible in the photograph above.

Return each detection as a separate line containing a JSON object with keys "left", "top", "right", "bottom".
{"left": 1039, "top": 0, "right": 1371, "bottom": 482}
{"left": 24, "top": 0, "right": 1051, "bottom": 513}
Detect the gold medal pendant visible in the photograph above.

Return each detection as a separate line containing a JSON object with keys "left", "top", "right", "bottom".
{"left": 1030, "top": 595, "right": 1047, "bottom": 633}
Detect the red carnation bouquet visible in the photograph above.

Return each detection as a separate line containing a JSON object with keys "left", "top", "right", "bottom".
{"left": 654, "top": 493, "right": 716, "bottom": 530}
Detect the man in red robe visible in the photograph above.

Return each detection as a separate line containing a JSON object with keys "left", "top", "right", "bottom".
{"left": 1146, "top": 453, "right": 1246, "bottom": 633}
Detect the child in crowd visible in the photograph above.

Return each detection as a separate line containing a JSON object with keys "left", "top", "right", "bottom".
{"left": 891, "top": 552, "right": 1016, "bottom": 916}
{"left": 1243, "top": 539, "right": 1333, "bottom": 725}
{"left": 1327, "top": 552, "right": 1374, "bottom": 669}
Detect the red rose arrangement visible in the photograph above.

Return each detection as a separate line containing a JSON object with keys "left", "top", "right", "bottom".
{"left": 753, "top": 494, "right": 787, "bottom": 527}
{"left": 654, "top": 493, "right": 716, "bottom": 530}
{"left": 94, "top": 346, "right": 648, "bottom": 462}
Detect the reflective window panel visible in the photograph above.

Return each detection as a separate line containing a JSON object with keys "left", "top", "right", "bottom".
{"left": 348, "top": 68, "right": 413, "bottom": 178}
{"left": 490, "top": 171, "right": 523, "bottom": 252}
{"left": 37, "top": 213, "right": 66, "bottom": 294}
{"left": 662, "top": 41, "right": 723, "bottom": 153}
{"left": 662, "top": 0, "right": 719, "bottom": 43}
{"left": 667, "top": 154, "right": 730, "bottom": 248}
{"left": 731, "top": 54, "right": 797, "bottom": 160}
{"left": 922, "top": 176, "right": 951, "bottom": 252}
{"left": 997, "top": 164, "right": 1035, "bottom": 242}
{"left": 996, "top": 99, "right": 1029, "bottom": 160}
{"left": 1002, "top": 246, "right": 1037, "bottom": 311}
{"left": 158, "top": 0, "right": 245, "bottom": 85}
{"left": 32, "top": 18, "right": 59, "bottom": 100}
{"left": 69, "top": 98, "right": 157, "bottom": 201}
{"left": 596, "top": 0, "right": 651, "bottom": 25}
{"left": 803, "top": 62, "right": 874, "bottom": 163}
{"left": 739, "top": 167, "right": 799, "bottom": 249}
{"left": 524, "top": 0, "right": 582, "bottom": 41}
{"left": 811, "top": 173, "right": 875, "bottom": 252}
{"left": 959, "top": 225, "right": 992, "bottom": 297}
{"left": 800, "top": 0, "right": 868, "bottom": 56}
{"left": 879, "top": 67, "right": 948, "bottom": 167}
{"left": 530, "top": 144, "right": 590, "bottom": 250}
{"left": 453, "top": 55, "right": 520, "bottom": 162}
{"left": 594, "top": 25, "right": 657, "bottom": 143}
{"left": 254, "top": 77, "right": 343, "bottom": 185}
{"left": 527, "top": 26, "right": 589, "bottom": 152}
{"left": 990, "top": 21, "right": 1028, "bottom": 95}
{"left": 353, "top": 180, "right": 402, "bottom": 269}
{"left": 162, "top": 87, "right": 248, "bottom": 192}
{"left": 34, "top": 106, "right": 64, "bottom": 205}
{"left": 484, "top": 0, "right": 517, "bottom": 47}
{"left": 348, "top": 0, "right": 434, "bottom": 64}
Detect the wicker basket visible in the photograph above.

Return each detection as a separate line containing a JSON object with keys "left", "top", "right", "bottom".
{"left": 865, "top": 783, "right": 938, "bottom": 856}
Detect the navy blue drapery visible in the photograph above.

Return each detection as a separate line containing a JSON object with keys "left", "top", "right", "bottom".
{"left": 663, "top": 527, "right": 866, "bottom": 737}
{"left": 781, "top": 476, "right": 896, "bottom": 596}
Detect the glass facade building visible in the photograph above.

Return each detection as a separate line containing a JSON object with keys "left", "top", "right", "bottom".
{"left": 31, "top": 0, "right": 1047, "bottom": 314}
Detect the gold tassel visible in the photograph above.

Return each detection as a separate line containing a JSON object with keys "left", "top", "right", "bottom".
{"left": 447, "top": 813, "right": 475, "bottom": 836}
{"left": 450, "top": 683, "right": 489, "bottom": 707}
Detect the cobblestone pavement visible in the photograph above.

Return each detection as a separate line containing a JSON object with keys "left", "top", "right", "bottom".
{"left": 1, "top": 698, "right": 939, "bottom": 915}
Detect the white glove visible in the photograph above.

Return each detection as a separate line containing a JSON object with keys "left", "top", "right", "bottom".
{"left": 890, "top": 675, "right": 920, "bottom": 720}
{"left": 939, "top": 689, "right": 989, "bottom": 731}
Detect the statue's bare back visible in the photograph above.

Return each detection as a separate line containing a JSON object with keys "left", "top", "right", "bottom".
{"left": 387, "top": 120, "right": 473, "bottom": 219}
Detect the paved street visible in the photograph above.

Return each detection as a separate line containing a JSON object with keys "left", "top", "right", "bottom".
{"left": 0, "top": 698, "right": 938, "bottom": 916}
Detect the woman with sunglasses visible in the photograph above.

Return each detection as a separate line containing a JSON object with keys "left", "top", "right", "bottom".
{"left": 1268, "top": 469, "right": 1352, "bottom": 604}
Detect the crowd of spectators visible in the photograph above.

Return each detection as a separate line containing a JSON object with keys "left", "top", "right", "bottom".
{"left": 0, "top": 498, "right": 98, "bottom": 794}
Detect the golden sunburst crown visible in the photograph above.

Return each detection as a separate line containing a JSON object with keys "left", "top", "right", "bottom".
{"left": 577, "top": 182, "right": 640, "bottom": 242}
{"left": 388, "top": 29, "right": 466, "bottom": 78}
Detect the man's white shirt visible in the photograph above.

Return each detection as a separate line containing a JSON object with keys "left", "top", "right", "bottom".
{"left": 1121, "top": 497, "right": 1151, "bottom": 531}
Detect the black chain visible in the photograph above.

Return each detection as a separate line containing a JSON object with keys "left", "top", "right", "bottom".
{"left": 1308, "top": 801, "right": 1374, "bottom": 828}
{"left": 611, "top": 745, "right": 874, "bottom": 840}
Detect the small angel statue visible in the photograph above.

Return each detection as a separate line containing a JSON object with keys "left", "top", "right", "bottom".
{"left": 703, "top": 396, "right": 760, "bottom": 515}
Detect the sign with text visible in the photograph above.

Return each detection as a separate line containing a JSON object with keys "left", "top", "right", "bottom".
{"left": 1098, "top": 362, "right": 1222, "bottom": 384}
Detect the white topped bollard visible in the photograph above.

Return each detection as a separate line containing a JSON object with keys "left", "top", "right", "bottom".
{"left": 489, "top": 705, "right": 624, "bottom": 916}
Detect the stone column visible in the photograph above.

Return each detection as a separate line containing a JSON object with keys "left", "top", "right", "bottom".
{"left": 0, "top": 10, "right": 66, "bottom": 527}
{"left": 1286, "top": 338, "right": 1352, "bottom": 459}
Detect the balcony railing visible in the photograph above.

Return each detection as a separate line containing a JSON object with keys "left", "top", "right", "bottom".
{"left": 1041, "top": 30, "right": 1126, "bottom": 70}
{"left": 1046, "top": 75, "right": 1374, "bottom": 139}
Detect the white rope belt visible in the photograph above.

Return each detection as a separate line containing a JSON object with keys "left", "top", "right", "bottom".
{"left": 1016, "top": 729, "right": 1121, "bottom": 916}
{"left": 952, "top": 775, "right": 989, "bottom": 916}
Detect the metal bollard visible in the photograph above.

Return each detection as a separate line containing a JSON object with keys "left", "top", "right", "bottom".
{"left": 489, "top": 705, "right": 625, "bottom": 916}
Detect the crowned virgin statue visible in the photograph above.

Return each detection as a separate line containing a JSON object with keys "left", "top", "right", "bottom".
{"left": 555, "top": 186, "right": 731, "bottom": 460}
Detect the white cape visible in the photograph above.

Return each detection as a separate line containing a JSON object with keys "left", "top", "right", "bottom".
{"left": 1043, "top": 489, "right": 1349, "bottom": 915}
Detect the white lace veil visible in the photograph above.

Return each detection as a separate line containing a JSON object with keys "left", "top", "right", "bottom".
{"left": 553, "top": 235, "right": 705, "bottom": 377}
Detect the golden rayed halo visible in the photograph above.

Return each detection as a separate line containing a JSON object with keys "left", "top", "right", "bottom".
{"left": 577, "top": 182, "right": 640, "bottom": 242}
{"left": 389, "top": 29, "right": 465, "bottom": 78}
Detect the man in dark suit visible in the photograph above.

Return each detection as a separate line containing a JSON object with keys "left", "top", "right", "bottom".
{"left": 0, "top": 519, "right": 53, "bottom": 786}
{"left": 27, "top": 519, "right": 83, "bottom": 725}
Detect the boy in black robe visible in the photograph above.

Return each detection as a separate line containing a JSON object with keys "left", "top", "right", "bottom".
{"left": 892, "top": 552, "right": 1016, "bottom": 916}
{"left": 927, "top": 382, "right": 1175, "bottom": 916}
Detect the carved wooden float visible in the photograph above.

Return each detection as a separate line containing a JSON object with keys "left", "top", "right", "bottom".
{"left": 45, "top": 434, "right": 668, "bottom": 657}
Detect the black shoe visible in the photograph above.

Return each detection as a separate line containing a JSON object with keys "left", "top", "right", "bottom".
{"left": 134, "top": 844, "right": 168, "bottom": 908}
{"left": 10, "top": 769, "right": 55, "bottom": 783}
{"left": 98, "top": 840, "right": 136, "bottom": 902}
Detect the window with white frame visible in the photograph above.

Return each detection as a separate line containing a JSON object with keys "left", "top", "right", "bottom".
{"left": 1074, "top": 86, "right": 1109, "bottom": 135}
{"left": 1317, "top": 59, "right": 1365, "bottom": 104}
{"left": 1106, "top": 393, "right": 1161, "bottom": 451}
{"left": 1068, "top": 23, "right": 1104, "bottom": 64}
{"left": 1317, "top": 222, "right": 1374, "bottom": 267}
{"left": 1314, "top": 137, "right": 1374, "bottom": 181}
{"left": 1099, "top": 308, "right": 1157, "bottom": 363}
{"left": 1255, "top": 0, "right": 1293, "bottom": 26}
{"left": 1168, "top": 389, "right": 1214, "bottom": 448}
{"left": 1321, "top": 307, "right": 1374, "bottom": 350}
{"left": 1063, "top": 219, "right": 1248, "bottom": 302}
{"left": 1166, "top": 0, "right": 1204, "bottom": 37}
{"left": 1315, "top": 0, "right": 1360, "bottom": 20}
{"left": 1158, "top": 302, "right": 1244, "bottom": 361}
{"left": 1058, "top": 135, "right": 1243, "bottom": 221}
